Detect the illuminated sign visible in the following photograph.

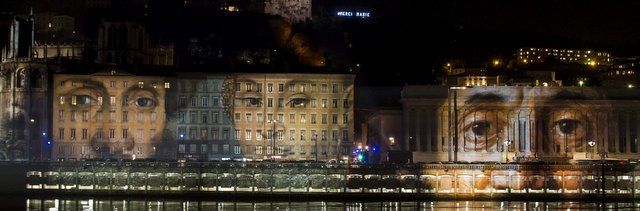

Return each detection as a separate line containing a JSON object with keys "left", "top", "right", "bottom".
{"left": 337, "top": 11, "right": 370, "bottom": 18}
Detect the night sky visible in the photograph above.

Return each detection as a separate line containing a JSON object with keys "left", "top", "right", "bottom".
{"left": 2, "top": 0, "right": 640, "bottom": 86}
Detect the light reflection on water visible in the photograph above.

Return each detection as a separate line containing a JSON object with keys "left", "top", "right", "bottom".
{"left": 23, "top": 199, "right": 640, "bottom": 211}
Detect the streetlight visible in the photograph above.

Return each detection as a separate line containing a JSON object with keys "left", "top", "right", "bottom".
{"left": 503, "top": 140, "right": 512, "bottom": 163}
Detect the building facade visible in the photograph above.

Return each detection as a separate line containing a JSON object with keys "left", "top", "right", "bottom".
{"left": 52, "top": 68, "right": 172, "bottom": 160}
{"left": 231, "top": 73, "right": 354, "bottom": 161}
{"left": 401, "top": 85, "right": 640, "bottom": 163}
{"left": 517, "top": 47, "right": 611, "bottom": 66}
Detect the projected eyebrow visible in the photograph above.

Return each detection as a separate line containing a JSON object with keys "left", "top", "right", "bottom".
{"left": 464, "top": 92, "right": 507, "bottom": 105}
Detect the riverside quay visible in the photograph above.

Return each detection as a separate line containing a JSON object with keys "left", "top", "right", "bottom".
{"left": 1, "top": 160, "right": 638, "bottom": 200}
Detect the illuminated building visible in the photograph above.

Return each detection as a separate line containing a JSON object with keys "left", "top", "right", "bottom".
{"left": 173, "top": 72, "right": 236, "bottom": 161}
{"left": 401, "top": 85, "right": 640, "bottom": 163}
{"left": 232, "top": 73, "right": 355, "bottom": 161}
{"left": 517, "top": 47, "right": 611, "bottom": 66}
{"left": 52, "top": 68, "right": 171, "bottom": 160}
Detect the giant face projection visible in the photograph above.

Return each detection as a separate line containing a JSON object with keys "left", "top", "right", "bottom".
{"left": 445, "top": 87, "right": 609, "bottom": 162}
{"left": 53, "top": 75, "right": 167, "bottom": 160}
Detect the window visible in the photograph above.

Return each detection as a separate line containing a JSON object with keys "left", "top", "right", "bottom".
{"left": 234, "top": 113, "right": 241, "bottom": 121}
{"left": 106, "top": 128, "right": 114, "bottom": 139}
{"left": 82, "top": 111, "right": 89, "bottom": 121}
{"left": 213, "top": 97, "right": 219, "bottom": 106}
{"left": 267, "top": 83, "right": 273, "bottom": 92}
{"left": 190, "top": 96, "right": 197, "bottom": 107}
{"left": 311, "top": 84, "right": 317, "bottom": 92}
{"left": 245, "top": 130, "right": 252, "bottom": 141}
{"left": 70, "top": 128, "right": 76, "bottom": 140}
{"left": 151, "top": 112, "right": 157, "bottom": 122}
{"left": 122, "top": 111, "right": 128, "bottom": 122}
{"left": 97, "top": 96, "right": 103, "bottom": 105}
{"left": 267, "top": 98, "right": 273, "bottom": 107}
{"left": 277, "top": 130, "right": 284, "bottom": 141}
{"left": 190, "top": 144, "right": 197, "bottom": 153}
{"left": 244, "top": 113, "right": 252, "bottom": 122}
{"left": 213, "top": 112, "right": 219, "bottom": 123}
{"left": 332, "top": 99, "right": 338, "bottom": 108}
{"left": 178, "top": 144, "right": 185, "bottom": 153}
{"left": 321, "top": 84, "right": 328, "bottom": 92}
{"left": 321, "top": 130, "right": 327, "bottom": 141}
{"left": 343, "top": 99, "right": 350, "bottom": 108}
{"left": 138, "top": 81, "right": 144, "bottom": 88}
{"left": 179, "top": 96, "right": 187, "bottom": 106}
{"left": 136, "top": 129, "right": 143, "bottom": 140}
{"left": 59, "top": 96, "right": 64, "bottom": 105}
{"left": 96, "top": 111, "right": 103, "bottom": 121}
{"left": 211, "top": 128, "right": 219, "bottom": 140}
{"left": 235, "top": 82, "right": 241, "bottom": 91}
{"left": 289, "top": 130, "right": 296, "bottom": 141}
{"left": 277, "top": 114, "right": 284, "bottom": 122}
{"left": 58, "top": 110, "right": 64, "bottom": 121}
{"left": 256, "top": 83, "right": 262, "bottom": 92}
{"left": 342, "top": 130, "right": 349, "bottom": 142}
{"left": 223, "top": 144, "right": 230, "bottom": 154}
{"left": 300, "top": 114, "right": 306, "bottom": 123}
{"left": 257, "top": 113, "right": 263, "bottom": 122}
{"left": 235, "top": 129, "right": 241, "bottom": 140}
{"left": 58, "top": 128, "right": 64, "bottom": 139}
{"left": 191, "top": 112, "right": 198, "bottom": 124}
{"left": 300, "top": 130, "right": 306, "bottom": 141}
{"left": 288, "top": 83, "right": 296, "bottom": 92}
{"left": 332, "top": 84, "right": 338, "bottom": 93}
{"left": 332, "top": 114, "right": 338, "bottom": 124}
{"left": 310, "top": 99, "right": 317, "bottom": 108}
{"left": 278, "top": 83, "right": 284, "bottom": 92}
{"left": 137, "top": 112, "right": 144, "bottom": 122}
{"left": 123, "top": 81, "right": 129, "bottom": 88}
{"left": 200, "top": 128, "right": 208, "bottom": 140}
{"left": 179, "top": 112, "right": 186, "bottom": 123}
{"left": 322, "top": 114, "right": 327, "bottom": 124}
{"left": 96, "top": 128, "right": 102, "bottom": 139}
{"left": 122, "top": 129, "right": 128, "bottom": 138}
{"left": 201, "top": 144, "right": 207, "bottom": 153}
{"left": 267, "top": 113, "right": 274, "bottom": 121}
{"left": 201, "top": 112, "right": 208, "bottom": 124}
{"left": 332, "top": 130, "right": 338, "bottom": 141}
{"left": 110, "top": 81, "right": 116, "bottom": 88}
{"left": 289, "top": 114, "right": 295, "bottom": 124}
{"left": 202, "top": 97, "right": 208, "bottom": 107}
{"left": 246, "top": 83, "right": 252, "bottom": 92}
{"left": 256, "top": 130, "right": 263, "bottom": 140}
{"left": 321, "top": 99, "right": 327, "bottom": 108}
{"left": 70, "top": 110, "right": 77, "bottom": 121}
{"left": 343, "top": 114, "right": 349, "bottom": 124}
{"left": 164, "top": 82, "right": 171, "bottom": 88}
{"left": 278, "top": 98, "right": 283, "bottom": 107}
{"left": 110, "top": 96, "right": 116, "bottom": 106}
{"left": 255, "top": 146, "right": 263, "bottom": 155}
{"left": 189, "top": 127, "right": 197, "bottom": 140}
{"left": 109, "top": 111, "right": 115, "bottom": 122}
{"left": 300, "top": 84, "right": 306, "bottom": 92}
{"left": 311, "top": 114, "right": 317, "bottom": 124}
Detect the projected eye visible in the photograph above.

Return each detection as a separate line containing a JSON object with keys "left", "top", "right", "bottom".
{"left": 289, "top": 98, "right": 308, "bottom": 107}
{"left": 553, "top": 119, "right": 584, "bottom": 137}
{"left": 460, "top": 110, "right": 506, "bottom": 151}
{"left": 71, "top": 95, "right": 92, "bottom": 106}
{"left": 135, "top": 97, "right": 155, "bottom": 107}
{"left": 243, "top": 97, "right": 262, "bottom": 106}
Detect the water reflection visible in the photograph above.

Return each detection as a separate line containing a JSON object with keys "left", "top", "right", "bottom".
{"left": 25, "top": 199, "right": 639, "bottom": 210}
